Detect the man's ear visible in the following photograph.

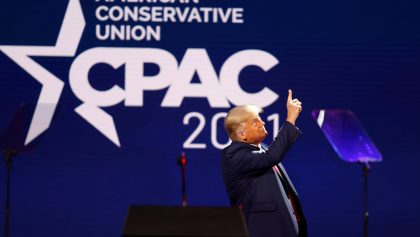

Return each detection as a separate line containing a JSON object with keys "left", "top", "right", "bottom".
{"left": 236, "top": 123, "right": 247, "bottom": 141}
{"left": 237, "top": 130, "right": 247, "bottom": 141}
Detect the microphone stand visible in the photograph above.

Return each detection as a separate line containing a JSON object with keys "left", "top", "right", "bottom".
{"left": 177, "top": 152, "right": 187, "bottom": 207}
{"left": 3, "top": 150, "right": 17, "bottom": 237}
{"left": 362, "top": 162, "right": 370, "bottom": 237}
{"left": 0, "top": 104, "right": 49, "bottom": 237}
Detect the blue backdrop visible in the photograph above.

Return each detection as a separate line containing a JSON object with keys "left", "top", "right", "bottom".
{"left": 0, "top": 0, "right": 419, "bottom": 236}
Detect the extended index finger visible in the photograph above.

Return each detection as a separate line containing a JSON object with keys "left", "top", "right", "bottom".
{"left": 287, "top": 89, "right": 293, "bottom": 102}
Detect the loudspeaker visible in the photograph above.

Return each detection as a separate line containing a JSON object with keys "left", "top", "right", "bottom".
{"left": 122, "top": 205, "right": 249, "bottom": 237}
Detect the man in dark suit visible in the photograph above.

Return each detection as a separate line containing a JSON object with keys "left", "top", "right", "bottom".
{"left": 221, "top": 90, "right": 307, "bottom": 237}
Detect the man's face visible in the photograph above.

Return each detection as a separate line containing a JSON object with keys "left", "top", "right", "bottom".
{"left": 243, "top": 115, "right": 268, "bottom": 145}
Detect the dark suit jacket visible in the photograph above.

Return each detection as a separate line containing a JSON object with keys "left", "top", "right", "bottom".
{"left": 221, "top": 121, "right": 307, "bottom": 237}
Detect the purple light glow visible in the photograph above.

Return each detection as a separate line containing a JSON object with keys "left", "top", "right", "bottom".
{"left": 311, "top": 109, "right": 382, "bottom": 163}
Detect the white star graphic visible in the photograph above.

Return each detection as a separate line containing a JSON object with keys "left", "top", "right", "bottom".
{"left": 0, "top": 0, "right": 85, "bottom": 145}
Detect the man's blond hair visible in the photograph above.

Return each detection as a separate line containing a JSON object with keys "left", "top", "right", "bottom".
{"left": 224, "top": 105, "right": 263, "bottom": 141}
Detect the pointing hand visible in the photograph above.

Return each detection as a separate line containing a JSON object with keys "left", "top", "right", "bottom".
{"left": 286, "top": 89, "right": 302, "bottom": 125}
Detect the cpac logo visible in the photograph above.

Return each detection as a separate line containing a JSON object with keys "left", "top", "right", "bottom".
{"left": 0, "top": 0, "right": 279, "bottom": 147}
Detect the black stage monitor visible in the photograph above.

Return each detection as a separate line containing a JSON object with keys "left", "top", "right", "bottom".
{"left": 122, "top": 205, "right": 249, "bottom": 237}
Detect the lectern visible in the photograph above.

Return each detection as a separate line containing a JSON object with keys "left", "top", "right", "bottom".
{"left": 122, "top": 206, "right": 249, "bottom": 237}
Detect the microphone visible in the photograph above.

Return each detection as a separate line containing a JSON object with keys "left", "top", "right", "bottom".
{"left": 177, "top": 152, "right": 188, "bottom": 207}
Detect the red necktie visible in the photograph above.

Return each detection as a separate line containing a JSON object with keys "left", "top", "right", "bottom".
{"left": 273, "top": 165, "right": 301, "bottom": 223}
